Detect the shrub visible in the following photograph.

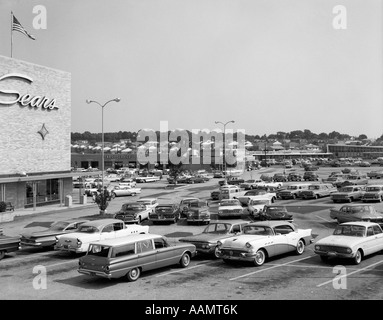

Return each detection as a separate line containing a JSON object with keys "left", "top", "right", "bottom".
{"left": 0, "top": 201, "right": 6, "bottom": 212}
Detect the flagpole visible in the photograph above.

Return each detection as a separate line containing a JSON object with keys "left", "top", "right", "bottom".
{"left": 10, "top": 11, "right": 13, "bottom": 58}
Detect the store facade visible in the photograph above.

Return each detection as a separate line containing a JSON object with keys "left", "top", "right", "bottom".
{"left": 0, "top": 55, "right": 73, "bottom": 209}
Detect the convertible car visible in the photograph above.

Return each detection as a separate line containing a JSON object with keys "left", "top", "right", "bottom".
{"left": 179, "top": 221, "right": 250, "bottom": 258}
{"left": 217, "top": 221, "right": 313, "bottom": 266}
{"left": 314, "top": 222, "right": 383, "bottom": 264}
{"left": 20, "top": 219, "right": 89, "bottom": 248}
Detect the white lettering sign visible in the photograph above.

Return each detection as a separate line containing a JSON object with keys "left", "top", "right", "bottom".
{"left": 0, "top": 73, "right": 58, "bottom": 110}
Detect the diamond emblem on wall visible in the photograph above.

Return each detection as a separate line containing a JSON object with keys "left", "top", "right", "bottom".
{"left": 37, "top": 123, "right": 49, "bottom": 140}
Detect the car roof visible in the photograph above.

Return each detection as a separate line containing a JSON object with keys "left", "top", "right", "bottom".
{"left": 92, "top": 234, "right": 164, "bottom": 247}
{"left": 339, "top": 221, "right": 380, "bottom": 227}
{"left": 246, "top": 221, "right": 294, "bottom": 228}
{"left": 366, "top": 185, "right": 383, "bottom": 188}
{"left": 82, "top": 219, "right": 124, "bottom": 227}
{"left": 137, "top": 198, "right": 157, "bottom": 201}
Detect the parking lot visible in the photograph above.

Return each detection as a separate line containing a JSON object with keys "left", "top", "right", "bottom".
{"left": 2, "top": 165, "right": 383, "bottom": 300}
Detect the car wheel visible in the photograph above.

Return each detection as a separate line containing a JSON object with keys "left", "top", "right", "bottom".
{"left": 131, "top": 193, "right": 136, "bottom": 196}
{"left": 179, "top": 252, "right": 191, "bottom": 268}
{"left": 138, "top": 216, "right": 142, "bottom": 224}
{"left": 0, "top": 250, "right": 5, "bottom": 260}
{"left": 315, "top": 194, "right": 319, "bottom": 199}
{"left": 126, "top": 267, "right": 141, "bottom": 282}
{"left": 348, "top": 197, "right": 353, "bottom": 203}
{"left": 295, "top": 239, "right": 305, "bottom": 255}
{"left": 353, "top": 249, "right": 363, "bottom": 265}
{"left": 214, "top": 246, "right": 221, "bottom": 259}
{"left": 254, "top": 249, "right": 266, "bottom": 266}
{"left": 320, "top": 255, "right": 329, "bottom": 263}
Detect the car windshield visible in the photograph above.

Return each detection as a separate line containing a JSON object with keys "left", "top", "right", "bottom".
{"left": 78, "top": 225, "right": 99, "bottom": 233}
{"left": 243, "top": 226, "right": 273, "bottom": 235}
{"left": 137, "top": 201, "right": 151, "bottom": 205}
{"left": 122, "top": 204, "right": 144, "bottom": 211}
{"left": 366, "top": 187, "right": 382, "bottom": 192}
{"left": 246, "top": 190, "right": 266, "bottom": 196}
{"left": 87, "top": 244, "right": 111, "bottom": 257}
{"left": 156, "top": 206, "right": 173, "bottom": 213}
{"left": 203, "top": 223, "right": 230, "bottom": 234}
{"left": 182, "top": 199, "right": 198, "bottom": 204}
{"left": 339, "top": 187, "right": 354, "bottom": 192}
{"left": 221, "top": 200, "right": 239, "bottom": 206}
{"left": 189, "top": 202, "right": 206, "bottom": 208}
{"left": 287, "top": 186, "right": 298, "bottom": 190}
{"left": 250, "top": 200, "right": 269, "bottom": 205}
{"left": 333, "top": 225, "right": 365, "bottom": 237}
{"left": 49, "top": 221, "right": 70, "bottom": 231}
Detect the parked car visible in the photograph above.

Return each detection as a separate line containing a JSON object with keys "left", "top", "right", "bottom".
{"left": 259, "top": 205, "right": 293, "bottom": 222}
{"left": 330, "top": 186, "right": 366, "bottom": 203}
{"left": 361, "top": 185, "right": 383, "bottom": 202}
{"left": 217, "top": 221, "right": 313, "bottom": 266}
{"left": 273, "top": 173, "right": 288, "bottom": 182}
{"left": 78, "top": 234, "right": 196, "bottom": 281}
{"left": 240, "top": 180, "right": 261, "bottom": 190}
{"left": 323, "top": 176, "right": 348, "bottom": 188}
{"left": 114, "top": 202, "right": 152, "bottom": 224}
{"left": 213, "top": 172, "right": 224, "bottom": 178}
{"left": 278, "top": 183, "right": 311, "bottom": 199}
{"left": 288, "top": 173, "right": 303, "bottom": 182}
{"left": 55, "top": 219, "right": 149, "bottom": 254}
{"left": 246, "top": 197, "right": 273, "bottom": 219}
{"left": 236, "top": 189, "right": 276, "bottom": 206}
{"left": 179, "top": 197, "right": 200, "bottom": 217}
{"left": 111, "top": 185, "right": 142, "bottom": 198}
{"left": 329, "top": 204, "right": 383, "bottom": 226}
{"left": 186, "top": 200, "right": 211, "bottom": 225}
{"left": 303, "top": 171, "right": 319, "bottom": 181}
{"left": 304, "top": 165, "right": 319, "bottom": 171}
{"left": 218, "top": 199, "right": 244, "bottom": 218}
{"left": 314, "top": 222, "right": 383, "bottom": 264}
{"left": 367, "top": 170, "right": 383, "bottom": 179}
{"left": 135, "top": 176, "right": 161, "bottom": 183}
{"left": 210, "top": 190, "right": 221, "bottom": 200}
{"left": 20, "top": 219, "right": 89, "bottom": 249}
{"left": 226, "top": 177, "right": 245, "bottom": 186}
{"left": 339, "top": 174, "right": 368, "bottom": 187}
{"left": 179, "top": 221, "right": 250, "bottom": 258}
{"left": 149, "top": 203, "right": 180, "bottom": 224}
{"left": 219, "top": 186, "right": 246, "bottom": 200}
{"left": 185, "top": 176, "right": 205, "bottom": 184}
{"left": 136, "top": 198, "right": 159, "bottom": 213}
{"left": 300, "top": 183, "right": 338, "bottom": 199}
{"left": 0, "top": 229, "right": 20, "bottom": 260}
{"left": 359, "top": 161, "right": 371, "bottom": 167}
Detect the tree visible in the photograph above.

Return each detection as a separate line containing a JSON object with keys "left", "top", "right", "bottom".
{"left": 94, "top": 187, "right": 112, "bottom": 215}
{"left": 168, "top": 163, "right": 184, "bottom": 184}
{"left": 358, "top": 134, "right": 367, "bottom": 140}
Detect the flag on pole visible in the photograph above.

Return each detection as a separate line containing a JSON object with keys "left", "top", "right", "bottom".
{"left": 12, "top": 13, "right": 36, "bottom": 40}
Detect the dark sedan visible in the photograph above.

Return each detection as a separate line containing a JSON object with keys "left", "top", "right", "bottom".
{"left": 20, "top": 219, "right": 89, "bottom": 249}
{"left": 259, "top": 205, "right": 293, "bottom": 222}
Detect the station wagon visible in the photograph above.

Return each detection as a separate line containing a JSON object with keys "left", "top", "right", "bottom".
{"left": 78, "top": 234, "right": 196, "bottom": 281}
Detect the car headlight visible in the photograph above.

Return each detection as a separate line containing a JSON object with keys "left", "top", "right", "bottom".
{"left": 217, "top": 241, "right": 222, "bottom": 247}
{"left": 315, "top": 245, "right": 320, "bottom": 251}
{"left": 346, "top": 248, "right": 352, "bottom": 253}
{"left": 77, "top": 239, "right": 82, "bottom": 247}
{"left": 245, "top": 242, "right": 252, "bottom": 249}
{"left": 218, "top": 210, "right": 223, "bottom": 214}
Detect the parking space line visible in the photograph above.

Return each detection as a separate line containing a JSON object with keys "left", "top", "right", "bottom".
{"left": 316, "top": 259, "right": 383, "bottom": 287}
{"left": 229, "top": 255, "right": 314, "bottom": 281}
{"left": 155, "top": 261, "right": 214, "bottom": 277}
{"left": 45, "top": 260, "right": 78, "bottom": 268}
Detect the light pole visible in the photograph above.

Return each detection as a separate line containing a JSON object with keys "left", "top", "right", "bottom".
{"left": 86, "top": 98, "right": 121, "bottom": 191}
{"left": 215, "top": 120, "right": 235, "bottom": 182}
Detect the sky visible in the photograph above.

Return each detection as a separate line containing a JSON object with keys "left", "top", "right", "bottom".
{"left": 0, "top": 0, "right": 382, "bottom": 138}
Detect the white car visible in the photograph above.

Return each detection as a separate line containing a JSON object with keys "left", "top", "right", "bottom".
{"left": 136, "top": 198, "right": 159, "bottom": 213}
{"left": 246, "top": 197, "right": 273, "bottom": 219}
{"left": 218, "top": 199, "right": 244, "bottom": 218}
{"left": 111, "top": 185, "right": 142, "bottom": 197}
{"left": 314, "top": 221, "right": 383, "bottom": 264}
{"left": 55, "top": 219, "right": 149, "bottom": 253}
{"left": 217, "top": 221, "right": 313, "bottom": 266}
{"left": 236, "top": 190, "right": 276, "bottom": 206}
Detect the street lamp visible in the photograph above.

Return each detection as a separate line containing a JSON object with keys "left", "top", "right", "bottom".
{"left": 215, "top": 120, "right": 235, "bottom": 182}
{"left": 86, "top": 98, "right": 121, "bottom": 191}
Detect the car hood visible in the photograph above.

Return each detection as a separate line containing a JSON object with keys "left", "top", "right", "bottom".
{"left": 180, "top": 233, "right": 231, "bottom": 243}
{"left": 222, "top": 235, "right": 268, "bottom": 248}
{"left": 316, "top": 235, "right": 365, "bottom": 247}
